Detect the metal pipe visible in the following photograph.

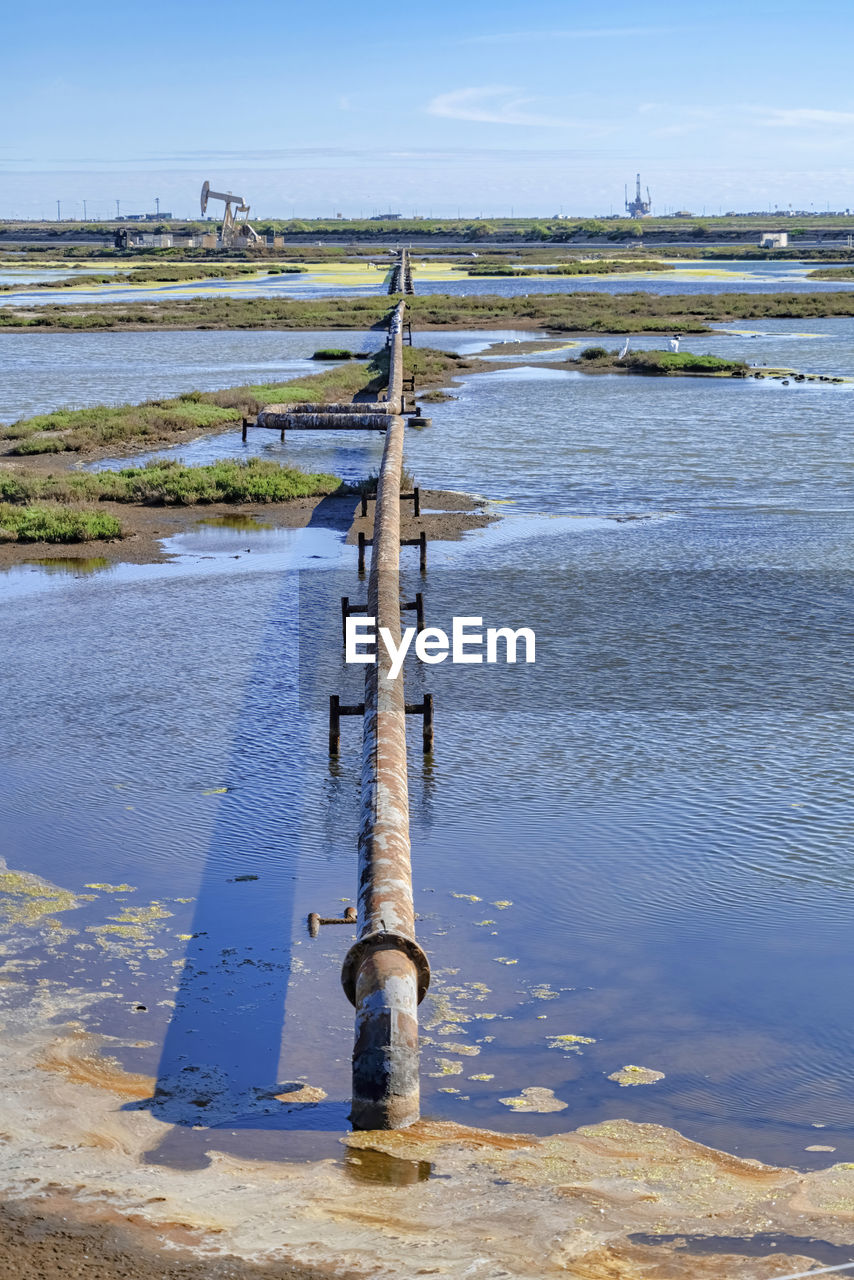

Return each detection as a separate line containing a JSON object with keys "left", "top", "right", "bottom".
{"left": 253, "top": 413, "right": 390, "bottom": 431}
{"left": 342, "top": 302, "right": 429, "bottom": 1129}
{"left": 260, "top": 401, "right": 391, "bottom": 416}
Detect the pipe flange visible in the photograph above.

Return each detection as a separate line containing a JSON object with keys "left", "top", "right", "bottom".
{"left": 341, "top": 932, "right": 431, "bottom": 1007}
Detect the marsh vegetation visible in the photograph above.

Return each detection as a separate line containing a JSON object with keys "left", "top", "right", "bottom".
{"left": 6, "top": 290, "right": 854, "bottom": 336}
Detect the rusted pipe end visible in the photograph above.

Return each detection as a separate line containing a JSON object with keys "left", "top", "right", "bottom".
{"left": 307, "top": 912, "right": 320, "bottom": 939}
{"left": 344, "top": 906, "right": 358, "bottom": 923}
{"left": 341, "top": 932, "right": 430, "bottom": 1007}
{"left": 350, "top": 949, "right": 420, "bottom": 1131}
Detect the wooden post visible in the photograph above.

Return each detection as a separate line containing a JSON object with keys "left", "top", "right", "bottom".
{"left": 422, "top": 693, "right": 434, "bottom": 755}
{"left": 242, "top": 418, "right": 248, "bottom": 442}
{"left": 361, "top": 494, "right": 369, "bottom": 518}
{"left": 415, "top": 591, "right": 424, "bottom": 634}
{"left": 341, "top": 596, "right": 350, "bottom": 645}
{"left": 329, "top": 695, "right": 340, "bottom": 756}
{"left": 413, "top": 486, "right": 421, "bottom": 517}
{"left": 358, "top": 531, "right": 367, "bottom": 576}
{"left": 419, "top": 530, "right": 427, "bottom": 574}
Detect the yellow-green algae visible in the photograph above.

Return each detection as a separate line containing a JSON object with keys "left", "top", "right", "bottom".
{"left": 109, "top": 903, "right": 173, "bottom": 924}
{"left": 547, "top": 1033, "right": 596, "bottom": 1052}
{"left": 85, "top": 883, "right": 136, "bottom": 893}
{"left": 0, "top": 865, "right": 86, "bottom": 926}
{"left": 609, "top": 1064, "right": 665, "bottom": 1086}
{"left": 499, "top": 1086, "right": 568, "bottom": 1113}
{"left": 430, "top": 1058, "right": 464, "bottom": 1077}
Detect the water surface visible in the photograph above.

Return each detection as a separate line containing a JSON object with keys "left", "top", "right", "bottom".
{"left": 1, "top": 321, "right": 852, "bottom": 1172}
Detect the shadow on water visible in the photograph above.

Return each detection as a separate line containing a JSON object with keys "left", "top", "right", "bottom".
{"left": 128, "top": 493, "right": 361, "bottom": 1170}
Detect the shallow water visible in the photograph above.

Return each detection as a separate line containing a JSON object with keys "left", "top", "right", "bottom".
{"left": 1, "top": 320, "right": 853, "bottom": 1172}
{"left": 0, "top": 327, "right": 521, "bottom": 424}
{"left": 3, "top": 258, "right": 854, "bottom": 306}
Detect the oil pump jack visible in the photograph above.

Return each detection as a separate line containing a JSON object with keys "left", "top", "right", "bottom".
{"left": 624, "top": 174, "right": 652, "bottom": 219}
{"left": 200, "top": 181, "right": 261, "bottom": 246}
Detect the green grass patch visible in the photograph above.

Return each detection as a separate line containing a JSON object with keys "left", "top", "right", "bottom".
{"left": 2, "top": 355, "right": 389, "bottom": 455}
{"left": 9, "top": 289, "right": 854, "bottom": 337}
{"left": 312, "top": 348, "right": 354, "bottom": 359}
{"left": 0, "top": 503, "right": 122, "bottom": 543}
{"left": 0, "top": 459, "right": 343, "bottom": 507}
{"left": 572, "top": 347, "right": 749, "bottom": 375}
{"left": 806, "top": 266, "right": 854, "bottom": 280}
{"left": 620, "top": 350, "right": 748, "bottom": 374}
{"left": 464, "top": 259, "right": 670, "bottom": 277}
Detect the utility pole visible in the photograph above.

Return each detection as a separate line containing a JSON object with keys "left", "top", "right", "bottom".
{"left": 116, "top": 199, "right": 120, "bottom": 219}
{"left": 155, "top": 196, "right": 160, "bottom": 217}
{"left": 56, "top": 199, "right": 61, "bottom": 221}
{"left": 83, "top": 199, "right": 87, "bottom": 220}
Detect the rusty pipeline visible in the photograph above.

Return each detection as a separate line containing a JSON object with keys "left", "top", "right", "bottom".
{"left": 253, "top": 411, "right": 390, "bottom": 431}
{"left": 341, "top": 301, "right": 429, "bottom": 1129}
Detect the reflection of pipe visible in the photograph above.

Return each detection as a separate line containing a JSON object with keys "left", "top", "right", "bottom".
{"left": 341, "top": 302, "right": 430, "bottom": 1129}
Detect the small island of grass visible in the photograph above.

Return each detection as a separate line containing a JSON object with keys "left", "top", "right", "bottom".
{"left": 568, "top": 346, "right": 750, "bottom": 376}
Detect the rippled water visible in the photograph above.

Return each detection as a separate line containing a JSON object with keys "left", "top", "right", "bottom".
{"left": 3, "top": 258, "right": 854, "bottom": 306}
{"left": 1, "top": 321, "right": 853, "bottom": 1170}
{"left": 0, "top": 327, "right": 538, "bottom": 424}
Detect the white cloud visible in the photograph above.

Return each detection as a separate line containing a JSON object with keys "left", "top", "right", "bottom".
{"left": 755, "top": 107, "right": 854, "bottom": 127}
{"left": 426, "top": 86, "right": 575, "bottom": 128}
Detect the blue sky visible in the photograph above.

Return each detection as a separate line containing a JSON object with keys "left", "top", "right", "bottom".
{"left": 3, "top": 0, "right": 854, "bottom": 219}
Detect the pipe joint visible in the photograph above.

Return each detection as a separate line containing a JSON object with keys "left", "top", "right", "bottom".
{"left": 341, "top": 931, "right": 430, "bottom": 1007}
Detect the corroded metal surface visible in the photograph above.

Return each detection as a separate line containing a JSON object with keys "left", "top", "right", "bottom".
{"left": 253, "top": 411, "right": 390, "bottom": 431}
{"left": 257, "top": 401, "right": 390, "bottom": 420}
{"left": 342, "top": 301, "right": 429, "bottom": 1129}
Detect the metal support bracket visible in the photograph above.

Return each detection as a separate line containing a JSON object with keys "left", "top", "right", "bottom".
{"left": 405, "top": 693, "right": 434, "bottom": 754}
{"left": 341, "top": 593, "right": 424, "bottom": 643}
{"left": 400, "top": 529, "right": 428, "bottom": 572}
{"left": 308, "top": 906, "right": 357, "bottom": 938}
{"left": 402, "top": 591, "right": 425, "bottom": 633}
{"left": 359, "top": 527, "right": 426, "bottom": 573}
{"left": 360, "top": 486, "right": 420, "bottom": 518}
{"left": 329, "top": 695, "right": 365, "bottom": 755}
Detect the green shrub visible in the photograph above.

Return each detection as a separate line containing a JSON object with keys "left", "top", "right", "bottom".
{"left": 0, "top": 459, "right": 342, "bottom": 507}
{"left": 11, "top": 437, "right": 69, "bottom": 454}
{"left": 621, "top": 350, "right": 748, "bottom": 375}
{"left": 0, "top": 503, "right": 122, "bottom": 542}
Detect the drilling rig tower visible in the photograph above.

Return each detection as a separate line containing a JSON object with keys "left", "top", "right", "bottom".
{"left": 625, "top": 174, "right": 652, "bottom": 219}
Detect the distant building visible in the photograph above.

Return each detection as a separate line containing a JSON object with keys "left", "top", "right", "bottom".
{"left": 368, "top": 213, "right": 402, "bottom": 220}
{"left": 673, "top": 210, "right": 694, "bottom": 217}
{"left": 759, "top": 231, "right": 788, "bottom": 248}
